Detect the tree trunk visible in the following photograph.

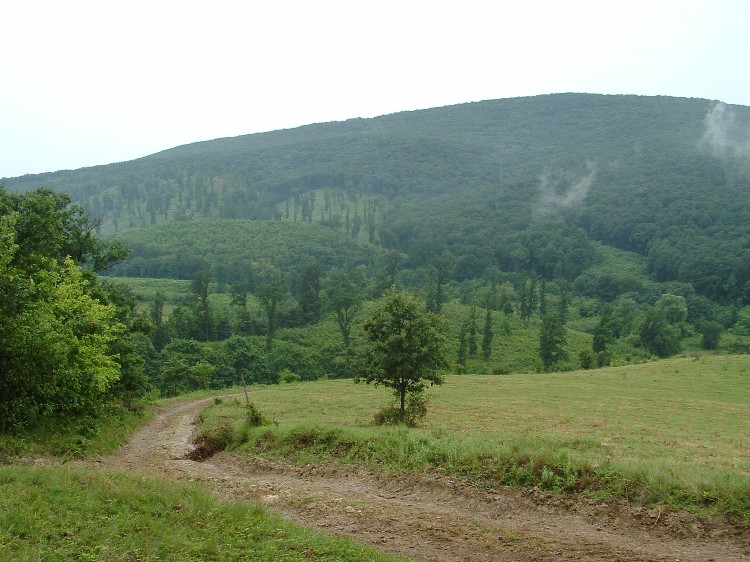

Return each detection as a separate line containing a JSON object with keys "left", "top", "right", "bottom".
{"left": 239, "top": 371, "right": 250, "bottom": 405}
{"left": 400, "top": 383, "right": 406, "bottom": 418}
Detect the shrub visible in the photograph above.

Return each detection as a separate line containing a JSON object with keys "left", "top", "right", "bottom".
{"left": 245, "top": 403, "right": 269, "bottom": 427}
{"left": 279, "top": 369, "right": 302, "bottom": 384}
{"left": 578, "top": 349, "right": 595, "bottom": 369}
{"left": 374, "top": 392, "right": 428, "bottom": 428}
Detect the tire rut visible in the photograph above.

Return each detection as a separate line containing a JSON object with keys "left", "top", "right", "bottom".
{"left": 73, "top": 397, "right": 750, "bottom": 562}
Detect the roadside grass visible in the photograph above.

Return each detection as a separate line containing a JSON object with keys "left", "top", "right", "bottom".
{"left": 196, "top": 355, "right": 750, "bottom": 523}
{"left": 0, "top": 465, "right": 403, "bottom": 561}
{"left": 0, "top": 388, "right": 252, "bottom": 463}
{"left": 0, "top": 405, "right": 153, "bottom": 462}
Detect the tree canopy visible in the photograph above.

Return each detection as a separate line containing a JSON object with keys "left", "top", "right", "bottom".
{"left": 357, "top": 288, "right": 447, "bottom": 418}
{"left": 0, "top": 188, "right": 130, "bottom": 431}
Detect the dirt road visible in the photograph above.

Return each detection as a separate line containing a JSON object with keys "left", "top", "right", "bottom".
{"left": 77, "top": 397, "right": 749, "bottom": 561}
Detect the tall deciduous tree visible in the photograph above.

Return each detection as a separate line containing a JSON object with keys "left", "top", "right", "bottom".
{"left": 357, "top": 288, "right": 447, "bottom": 418}
{"left": 427, "top": 252, "right": 455, "bottom": 313}
{"left": 258, "top": 275, "right": 287, "bottom": 351}
{"left": 191, "top": 269, "right": 213, "bottom": 341}
{"left": 297, "top": 260, "right": 323, "bottom": 323}
{"left": 519, "top": 273, "right": 538, "bottom": 327}
{"left": 326, "top": 271, "right": 361, "bottom": 347}
{"left": 482, "top": 307, "right": 494, "bottom": 359}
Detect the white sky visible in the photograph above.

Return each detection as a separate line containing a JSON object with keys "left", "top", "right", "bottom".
{"left": 2, "top": 0, "right": 749, "bottom": 178}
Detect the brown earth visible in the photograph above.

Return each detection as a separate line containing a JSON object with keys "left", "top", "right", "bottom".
{"left": 73, "top": 397, "right": 750, "bottom": 561}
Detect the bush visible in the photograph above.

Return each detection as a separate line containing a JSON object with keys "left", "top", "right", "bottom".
{"left": 279, "top": 369, "right": 302, "bottom": 384}
{"left": 578, "top": 349, "right": 595, "bottom": 369}
{"left": 374, "top": 392, "right": 428, "bottom": 428}
{"left": 245, "top": 403, "right": 269, "bottom": 427}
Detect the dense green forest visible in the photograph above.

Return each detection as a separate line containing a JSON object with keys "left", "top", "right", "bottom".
{"left": 3, "top": 93, "right": 750, "bottom": 433}
{"left": 5, "top": 94, "right": 750, "bottom": 302}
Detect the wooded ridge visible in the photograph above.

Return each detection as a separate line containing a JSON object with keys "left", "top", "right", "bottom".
{"left": 4, "top": 93, "right": 749, "bottom": 305}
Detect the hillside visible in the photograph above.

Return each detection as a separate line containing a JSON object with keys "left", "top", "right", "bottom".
{"left": 4, "top": 93, "right": 749, "bottom": 306}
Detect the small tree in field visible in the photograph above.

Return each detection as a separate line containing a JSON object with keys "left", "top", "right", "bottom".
{"left": 357, "top": 287, "right": 447, "bottom": 421}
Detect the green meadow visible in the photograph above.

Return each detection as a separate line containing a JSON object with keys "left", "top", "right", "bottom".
{"left": 198, "top": 355, "right": 750, "bottom": 522}
{"left": 0, "top": 466, "right": 402, "bottom": 561}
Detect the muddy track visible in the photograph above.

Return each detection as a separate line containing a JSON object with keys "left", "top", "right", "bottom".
{"left": 74, "top": 397, "right": 749, "bottom": 561}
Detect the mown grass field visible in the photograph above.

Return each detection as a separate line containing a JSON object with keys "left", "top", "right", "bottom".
{"left": 198, "top": 355, "right": 750, "bottom": 522}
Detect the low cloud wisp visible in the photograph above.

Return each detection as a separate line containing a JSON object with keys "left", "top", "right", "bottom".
{"left": 536, "top": 161, "right": 597, "bottom": 218}
{"left": 701, "top": 102, "right": 750, "bottom": 159}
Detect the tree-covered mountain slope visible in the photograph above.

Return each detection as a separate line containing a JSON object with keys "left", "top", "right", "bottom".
{"left": 4, "top": 93, "right": 750, "bottom": 303}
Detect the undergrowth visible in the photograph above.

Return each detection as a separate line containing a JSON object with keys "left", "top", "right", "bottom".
{"left": 0, "top": 403, "right": 152, "bottom": 462}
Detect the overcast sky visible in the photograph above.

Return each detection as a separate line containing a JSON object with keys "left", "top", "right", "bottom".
{"left": 2, "top": 0, "right": 749, "bottom": 178}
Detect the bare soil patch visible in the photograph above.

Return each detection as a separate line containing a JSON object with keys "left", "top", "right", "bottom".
{"left": 73, "top": 397, "right": 750, "bottom": 561}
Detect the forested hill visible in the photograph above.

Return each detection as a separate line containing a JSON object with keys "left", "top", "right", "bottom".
{"left": 4, "top": 93, "right": 750, "bottom": 303}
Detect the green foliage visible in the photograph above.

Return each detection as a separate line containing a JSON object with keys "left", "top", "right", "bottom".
{"left": 5, "top": 95, "right": 750, "bottom": 310}
{"left": 0, "top": 188, "right": 130, "bottom": 431}
{"left": 105, "top": 219, "right": 378, "bottom": 281}
{"left": 638, "top": 295, "right": 689, "bottom": 358}
{"left": 374, "top": 392, "right": 428, "bottom": 427}
{"left": 357, "top": 288, "right": 448, "bottom": 417}
{"left": 224, "top": 335, "right": 272, "bottom": 385}
{"left": 325, "top": 270, "right": 362, "bottom": 346}
{"left": 578, "top": 348, "right": 595, "bottom": 369}
{"left": 245, "top": 402, "right": 269, "bottom": 427}
{"left": 481, "top": 307, "right": 493, "bottom": 359}
{"left": 539, "top": 312, "right": 568, "bottom": 371}
{"left": 279, "top": 369, "right": 302, "bottom": 384}
{"left": 699, "top": 321, "right": 723, "bottom": 350}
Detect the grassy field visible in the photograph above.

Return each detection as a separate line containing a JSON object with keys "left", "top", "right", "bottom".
{"left": 197, "top": 355, "right": 750, "bottom": 522}
{"left": 0, "top": 466, "right": 403, "bottom": 561}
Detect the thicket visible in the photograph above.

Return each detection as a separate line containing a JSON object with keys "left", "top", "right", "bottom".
{"left": 0, "top": 188, "right": 147, "bottom": 433}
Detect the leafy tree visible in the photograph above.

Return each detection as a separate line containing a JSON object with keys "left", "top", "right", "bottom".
{"left": 378, "top": 249, "right": 404, "bottom": 290}
{"left": 456, "top": 319, "right": 469, "bottom": 373}
{"left": 539, "top": 312, "right": 567, "bottom": 372}
{"left": 357, "top": 288, "right": 447, "bottom": 419}
{"left": 519, "top": 273, "right": 538, "bottom": 327}
{"left": 639, "top": 308, "right": 681, "bottom": 357}
{"left": 191, "top": 269, "right": 213, "bottom": 341}
{"left": 257, "top": 275, "right": 287, "bottom": 352}
{"left": 297, "top": 260, "right": 323, "bottom": 323}
{"left": 592, "top": 305, "right": 615, "bottom": 353}
{"left": 700, "top": 321, "right": 723, "bottom": 350}
{"left": 426, "top": 252, "right": 455, "bottom": 313}
{"left": 325, "top": 271, "right": 362, "bottom": 347}
{"left": 467, "top": 305, "right": 478, "bottom": 357}
{"left": 158, "top": 339, "right": 206, "bottom": 396}
{"left": 481, "top": 307, "right": 494, "bottom": 359}
{"left": 224, "top": 335, "right": 271, "bottom": 401}
{"left": 578, "top": 348, "right": 595, "bottom": 369}
{"left": 655, "top": 293, "right": 688, "bottom": 333}
{"left": 150, "top": 290, "right": 170, "bottom": 350}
